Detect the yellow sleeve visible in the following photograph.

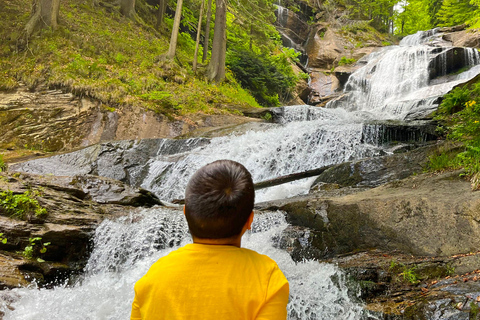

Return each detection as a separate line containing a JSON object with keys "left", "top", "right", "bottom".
{"left": 256, "top": 264, "right": 290, "bottom": 320}
{"left": 130, "top": 286, "right": 142, "bottom": 320}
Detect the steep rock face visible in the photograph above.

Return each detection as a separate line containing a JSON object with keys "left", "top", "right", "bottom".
{"left": 0, "top": 84, "right": 257, "bottom": 153}
{"left": 275, "top": 6, "right": 310, "bottom": 49}
{"left": 0, "top": 172, "right": 161, "bottom": 288}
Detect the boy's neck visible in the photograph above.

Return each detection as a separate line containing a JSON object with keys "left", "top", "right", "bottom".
{"left": 192, "top": 236, "right": 242, "bottom": 248}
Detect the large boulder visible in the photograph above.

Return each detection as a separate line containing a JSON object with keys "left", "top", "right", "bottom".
{"left": 305, "top": 25, "right": 345, "bottom": 69}
{"left": 307, "top": 71, "right": 341, "bottom": 105}
{"left": 442, "top": 27, "right": 480, "bottom": 48}
{"left": 276, "top": 170, "right": 480, "bottom": 259}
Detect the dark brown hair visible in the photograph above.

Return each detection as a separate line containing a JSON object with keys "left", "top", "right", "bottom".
{"left": 184, "top": 160, "right": 255, "bottom": 239}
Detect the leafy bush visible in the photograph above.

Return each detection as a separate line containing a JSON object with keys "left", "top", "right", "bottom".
{"left": 338, "top": 56, "right": 357, "bottom": 66}
{"left": 432, "top": 82, "right": 480, "bottom": 189}
{"left": 226, "top": 48, "right": 299, "bottom": 108}
{"left": 23, "top": 236, "right": 50, "bottom": 262}
{"left": 0, "top": 189, "right": 47, "bottom": 220}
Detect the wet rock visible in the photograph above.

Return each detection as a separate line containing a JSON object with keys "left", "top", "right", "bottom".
{"left": 307, "top": 71, "right": 341, "bottom": 105}
{"left": 0, "top": 171, "right": 158, "bottom": 288}
{"left": 9, "top": 138, "right": 211, "bottom": 188}
{"left": 275, "top": 6, "right": 310, "bottom": 49}
{"left": 429, "top": 47, "right": 480, "bottom": 79}
{"left": 311, "top": 142, "right": 442, "bottom": 189}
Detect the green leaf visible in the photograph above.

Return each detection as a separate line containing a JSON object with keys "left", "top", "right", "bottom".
{"left": 36, "top": 258, "right": 45, "bottom": 263}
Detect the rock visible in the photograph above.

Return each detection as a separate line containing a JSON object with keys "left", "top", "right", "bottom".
{"left": 442, "top": 29, "right": 480, "bottom": 49}
{"left": 305, "top": 25, "right": 345, "bottom": 69}
{"left": 311, "top": 140, "right": 442, "bottom": 190}
{"left": 307, "top": 71, "right": 341, "bottom": 105}
{"left": 278, "top": 170, "right": 480, "bottom": 258}
{"left": 9, "top": 138, "right": 211, "bottom": 188}
{"left": 0, "top": 171, "right": 160, "bottom": 288}
{"left": 275, "top": 7, "right": 310, "bottom": 48}
{"left": 0, "top": 84, "right": 259, "bottom": 153}
{"left": 70, "top": 175, "right": 161, "bottom": 207}
{"left": 429, "top": 47, "right": 480, "bottom": 79}
{"left": 323, "top": 250, "right": 480, "bottom": 319}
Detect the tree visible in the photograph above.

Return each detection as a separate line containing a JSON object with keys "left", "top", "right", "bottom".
{"left": 202, "top": 0, "right": 213, "bottom": 63}
{"left": 120, "top": 0, "right": 136, "bottom": 19}
{"left": 394, "top": 0, "right": 431, "bottom": 35}
{"left": 156, "top": 0, "right": 168, "bottom": 31}
{"left": 167, "top": 0, "right": 184, "bottom": 59}
{"left": 193, "top": 0, "right": 206, "bottom": 72}
{"left": 436, "top": 0, "right": 475, "bottom": 27}
{"left": 25, "top": 0, "right": 61, "bottom": 38}
{"left": 207, "top": 0, "right": 227, "bottom": 82}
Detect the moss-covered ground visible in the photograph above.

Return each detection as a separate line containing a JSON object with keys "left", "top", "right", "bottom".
{"left": 0, "top": 0, "right": 261, "bottom": 119}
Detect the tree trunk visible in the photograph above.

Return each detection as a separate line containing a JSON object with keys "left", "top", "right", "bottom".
{"left": 166, "top": 0, "right": 184, "bottom": 60}
{"left": 156, "top": 0, "right": 167, "bottom": 31}
{"left": 253, "top": 165, "right": 334, "bottom": 190}
{"left": 120, "top": 0, "right": 136, "bottom": 19}
{"left": 193, "top": 0, "right": 205, "bottom": 72}
{"left": 207, "top": 0, "right": 227, "bottom": 82}
{"left": 25, "top": 0, "right": 61, "bottom": 38}
{"left": 202, "top": 0, "right": 213, "bottom": 63}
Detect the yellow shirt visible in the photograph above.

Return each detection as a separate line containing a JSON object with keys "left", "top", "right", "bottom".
{"left": 131, "top": 243, "right": 289, "bottom": 320}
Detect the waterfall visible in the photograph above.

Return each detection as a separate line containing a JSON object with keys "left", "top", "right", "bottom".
{"left": 0, "top": 209, "right": 369, "bottom": 320}
{"left": 327, "top": 32, "right": 480, "bottom": 120}
{"left": 5, "top": 27, "right": 480, "bottom": 319}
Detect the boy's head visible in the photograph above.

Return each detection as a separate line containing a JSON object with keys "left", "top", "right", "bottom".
{"left": 184, "top": 160, "right": 255, "bottom": 239}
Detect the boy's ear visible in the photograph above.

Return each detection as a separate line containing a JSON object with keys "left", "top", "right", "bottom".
{"left": 246, "top": 211, "right": 254, "bottom": 230}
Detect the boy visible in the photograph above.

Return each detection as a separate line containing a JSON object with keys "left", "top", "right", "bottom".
{"left": 130, "top": 160, "right": 289, "bottom": 319}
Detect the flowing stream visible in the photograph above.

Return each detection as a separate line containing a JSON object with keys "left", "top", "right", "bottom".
{"left": 3, "top": 30, "right": 480, "bottom": 319}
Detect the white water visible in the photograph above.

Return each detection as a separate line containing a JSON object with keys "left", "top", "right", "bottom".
{"left": 0, "top": 209, "right": 368, "bottom": 320}
{"left": 141, "top": 106, "right": 383, "bottom": 203}
{"left": 327, "top": 30, "right": 480, "bottom": 120}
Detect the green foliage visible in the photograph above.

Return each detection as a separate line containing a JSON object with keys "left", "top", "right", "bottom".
{"left": 0, "top": 233, "right": 7, "bottom": 245}
{"left": 226, "top": 48, "right": 299, "bottom": 107}
{"left": 0, "top": 154, "right": 6, "bottom": 172}
{"left": 401, "top": 265, "right": 419, "bottom": 284}
{"left": 394, "top": 0, "right": 432, "bottom": 36}
{"left": 436, "top": 0, "right": 476, "bottom": 27}
{"left": 436, "top": 87, "right": 472, "bottom": 116}
{"left": 470, "top": 301, "right": 480, "bottom": 319}
{"left": 0, "top": 189, "right": 47, "bottom": 220}
{"left": 446, "top": 263, "right": 455, "bottom": 276}
{"left": 432, "top": 81, "right": 480, "bottom": 189}
{"left": 23, "top": 237, "right": 50, "bottom": 262}
{"left": 338, "top": 56, "right": 357, "bottom": 66}
{"left": 0, "top": 0, "right": 268, "bottom": 119}
{"left": 345, "top": 0, "right": 397, "bottom": 33}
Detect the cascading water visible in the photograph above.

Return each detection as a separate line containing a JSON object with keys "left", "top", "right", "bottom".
{"left": 0, "top": 209, "right": 368, "bottom": 320}
{"left": 327, "top": 29, "right": 480, "bottom": 120}
{"left": 5, "top": 28, "right": 480, "bottom": 319}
